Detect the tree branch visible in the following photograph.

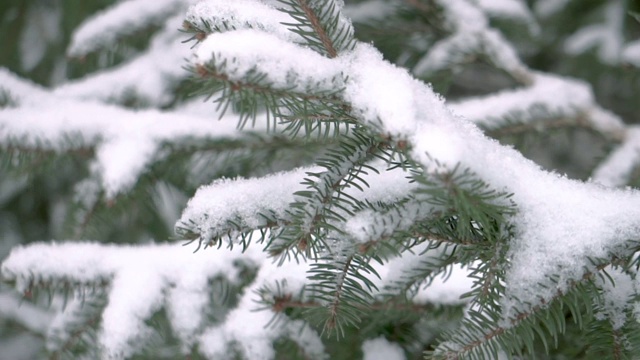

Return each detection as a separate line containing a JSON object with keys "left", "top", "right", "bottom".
{"left": 485, "top": 114, "right": 626, "bottom": 143}
{"left": 446, "top": 261, "right": 615, "bottom": 358}
{"left": 194, "top": 63, "right": 347, "bottom": 105}
{"left": 296, "top": 0, "right": 338, "bottom": 58}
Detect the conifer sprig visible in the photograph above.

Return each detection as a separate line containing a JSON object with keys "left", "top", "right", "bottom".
{"left": 189, "top": 60, "right": 350, "bottom": 131}
{"left": 278, "top": 0, "right": 356, "bottom": 58}
{"left": 430, "top": 253, "right": 640, "bottom": 359}
{"left": 267, "top": 133, "right": 385, "bottom": 259}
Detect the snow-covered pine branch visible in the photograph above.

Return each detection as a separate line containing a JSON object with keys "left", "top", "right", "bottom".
{"left": 2, "top": 0, "right": 640, "bottom": 359}
{"left": 67, "top": 0, "right": 188, "bottom": 59}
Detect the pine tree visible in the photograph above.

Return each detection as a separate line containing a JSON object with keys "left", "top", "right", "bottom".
{"left": 1, "top": 0, "right": 640, "bottom": 359}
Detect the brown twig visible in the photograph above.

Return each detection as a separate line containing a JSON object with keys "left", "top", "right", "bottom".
{"left": 296, "top": 0, "right": 338, "bottom": 58}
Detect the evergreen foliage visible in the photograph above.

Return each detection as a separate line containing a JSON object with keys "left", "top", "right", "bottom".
{"left": 1, "top": 0, "right": 640, "bottom": 359}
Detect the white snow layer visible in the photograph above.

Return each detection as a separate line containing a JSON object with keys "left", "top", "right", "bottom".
{"left": 368, "top": 242, "right": 474, "bottom": 305}
{"left": 592, "top": 127, "right": 640, "bottom": 187}
{"left": 362, "top": 337, "right": 406, "bottom": 360}
{"left": 57, "top": 15, "right": 190, "bottom": 106}
{"left": 534, "top": 0, "right": 571, "bottom": 17}
{"left": 178, "top": 162, "right": 418, "bottom": 242}
{"left": 622, "top": 40, "right": 640, "bottom": 67}
{"left": 1, "top": 241, "right": 326, "bottom": 360}
{"left": 0, "top": 88, "right": 241, "bottom": 197}
{"left": 179, "top": 167, "right": 317, "bottom": 240}
{"left": 186, "top": 0, "right": 300, "bottom": 43}
{"left": 563, "top": 0, "right": 625, "bottom": 65}
{"left": 0, "top": 67, "right": 50, "bottom": 102}
{"left": 413, "top": 0, "right": 530, "bottom": 82}
{"left": 594, "top": 267, "right": 636, "bottom": 330}
{"left": 474, "top": 0, "right": 531, "bottom": 21}
{"left": 197, "top": 255, "right": 325, "bottom": 360}
{"left": 194, "top": 30, "right": 343, "bottom": 92}
{"left": 0, "top": 292, "right": 54, "bottom": 335}
{"left": 68, "top": 0, "right": 187, "bottom": 57}
{"left": 1, "top": 242, "right": 257, "bottom": 357}
{"left": 2, "top": 4, "right": 259, "bottom": 199}
{"left": 449, "top": 72, "right": 626, "bottom": 139}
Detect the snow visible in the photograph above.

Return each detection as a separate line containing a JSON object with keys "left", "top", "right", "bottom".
{"left": 186, "top": 0, "right": 299, "bottom": 43}
{"left": 57, "top": 15, "right": 190, "bottom": 106}
{"left": 622, "top": 40, "right": 640, "bottom": 67}
{"left": 4, "top": 2, "right": 305, "bottom": 202}
{"left": 178, "top": 161, "right": 418, "bottom": 244}
{"left": 0, "top": 96, "right": 242, "bottom": 198}
{"left": 534, "top": 0, "right": 571, "bottom": 17}
{"left": 68, "top": 0, "right": 186, "bottom": 57}
{"left": 4, "top": 5, "right": 271, "bottom": 200}
{"left": 342, "top": 43, "right": 467, "bottom": 168}
{"left": 384, "top": 106, "right": 640, "bottom": 318}
{"left": 413, "top": 0, "right": 530, "bottom": 82}
{"left": 0, "top": 68, "right": 50, "bottom": 103}
{"left": 439, "top": 0, "right": 488, "bottom": 32}
{"left": 344, "top": 44, "right": 427, "bottom": 135}
{"left": 592, "top": 127, "right": 640, "bottom": 187}
{"left": 563, "top": 1, "right": 624, "bottom": 65}
{"left": 344, "top": 203, "right": 427, "bottom": 245}
{"left": 198, "top": 258, "right": 323, "bottom": 360}
{"left": 368, "top": 242, "right": 474, "bottom": 305}
{"left": 496, "top": 174, "right": 640, "bottom": 316}
{"left": 414, "top": 264, "right": 474, "bottom": 305}
{"left": 362, "top": 337, "right": 406, "bottom": 360}
{"left": 594, "top": 267, "right": 635, "bottom": 330}
{"left": 194, "top": 30, "right": 343, "bottom": 93}
{"left": 178, "top": 167, "right": 316, "bottom": 242}
{"left": 1, "top": 242, "right": 267, "bottom": 358}
{"left": 0, "top": 292, "right": 53, "bottom": 335}
{"left": 449, "top": 72, "right": 626, "bottom": 138}
{"left": 284, "top": 323, "right": 327, "bottom": 360}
